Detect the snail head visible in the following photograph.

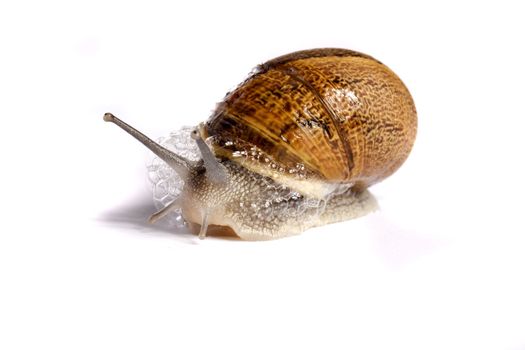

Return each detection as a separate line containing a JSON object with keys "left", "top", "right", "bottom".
{"left": 103, "top": 113, "right": 231, "bottom": 239}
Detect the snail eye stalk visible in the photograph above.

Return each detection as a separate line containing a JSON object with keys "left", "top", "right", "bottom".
{"left": 191, "top": 126, "right": 228, "bottom": 185}
{"left": 103, "top": 113, "right": 194, "bottom": 178}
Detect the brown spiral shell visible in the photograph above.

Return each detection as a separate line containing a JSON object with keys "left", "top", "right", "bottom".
{"left": 204, "top": 48, "right": 417, "bottom": 194}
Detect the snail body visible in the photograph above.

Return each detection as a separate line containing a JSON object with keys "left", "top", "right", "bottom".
{"left": 104, "top": 48, "right": 417, "bottom": 240}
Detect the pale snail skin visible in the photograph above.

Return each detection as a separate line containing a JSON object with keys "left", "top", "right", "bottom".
{"left": 104, "top": 48, "right": 417, "bottom": 240}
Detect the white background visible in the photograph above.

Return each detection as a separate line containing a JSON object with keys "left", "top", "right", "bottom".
{"left": 1, "top": 1, "right": 524, "bottom": 349}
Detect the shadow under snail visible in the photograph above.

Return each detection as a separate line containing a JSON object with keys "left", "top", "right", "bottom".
{"left": 104, "top": 48, "right": 417, "bottom": 240}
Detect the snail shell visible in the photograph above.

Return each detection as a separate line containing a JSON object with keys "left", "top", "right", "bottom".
{"left": 204, "top": 48, "right": 417, "bottom": 197}
{"left": 104, "top": 48, "right": 417, "bottom": 240}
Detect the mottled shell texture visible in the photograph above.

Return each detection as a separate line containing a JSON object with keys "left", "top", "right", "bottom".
{"left": 205, "top": 48, "right": 417, "bottom": 193}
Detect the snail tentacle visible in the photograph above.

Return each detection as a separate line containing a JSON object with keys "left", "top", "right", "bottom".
{"left": 198, "top": 209, "right": 210, "bottom": 240}
{"left": 148, "top": 198, "right": 182, "bottom": 224}
{"left": 103, "top": 113, "right": 194, "bottom": 178}
{"left": 191, "top": 126, "right": 228, "bottom": 185}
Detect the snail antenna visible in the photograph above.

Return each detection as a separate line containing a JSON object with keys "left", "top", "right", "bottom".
{"left": 198, "top": 209, "right": 210, "bottom": 240}
{"left": 103, "top": 113, "right": 194, "bottom": 177}
{"left": 191, "top": 126, "right": 228, "bottom": 185}
{"left": 148, "top": 198, "right": 182, "bottom": 224}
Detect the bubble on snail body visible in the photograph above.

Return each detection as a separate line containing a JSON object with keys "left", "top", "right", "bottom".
{"left": 147, "top": 126, "right": 200, "bottom": 228}
{"left": 147, "top": 127, "right": 354, "bottom": 237}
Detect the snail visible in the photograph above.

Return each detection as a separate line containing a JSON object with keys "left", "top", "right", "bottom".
{"left": 104, "top": 48, "right": 417, "bottom": 240}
